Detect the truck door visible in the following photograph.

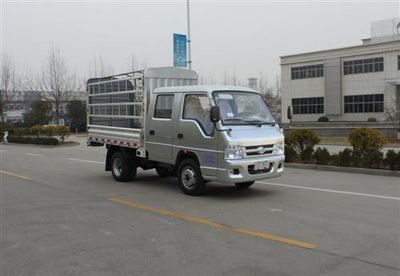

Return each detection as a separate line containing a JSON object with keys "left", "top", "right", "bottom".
{"left": 147, "top": 94, "right": 176, "bottom": 163}
{"left": 174, "top": 93, "right": 218, "bottom": 177}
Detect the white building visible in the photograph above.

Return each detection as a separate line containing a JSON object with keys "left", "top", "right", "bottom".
{"left": 281, "top": 18, "right": 400, "bottom": 123}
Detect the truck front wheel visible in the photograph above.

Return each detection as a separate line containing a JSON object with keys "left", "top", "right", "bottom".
{"left": 111, "top": 152, "right": 133, "bottom": 182}
{"left": 177, "top": 159, "right": 206, "bottom": 196}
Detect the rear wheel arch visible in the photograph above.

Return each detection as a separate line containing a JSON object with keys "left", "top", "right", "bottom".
{"left": 106, "top": 145, "right": 136, "bottom": 171}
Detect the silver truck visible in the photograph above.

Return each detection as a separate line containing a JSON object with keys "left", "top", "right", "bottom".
{"left": 87, "top": 67, "right": 284, "bottom": 195}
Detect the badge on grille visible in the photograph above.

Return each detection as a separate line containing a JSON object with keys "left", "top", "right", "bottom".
{"left": 257, "top": 146, "right": 266, "bottom": 154}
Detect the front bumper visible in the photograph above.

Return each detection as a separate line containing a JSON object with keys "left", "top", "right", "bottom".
{"left": 214, "top": 154, "right": 285, "bottom": 183}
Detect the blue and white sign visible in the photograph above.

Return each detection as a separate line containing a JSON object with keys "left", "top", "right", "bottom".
{"left": 173, "top": 33, "right": 187, "bottom": 67}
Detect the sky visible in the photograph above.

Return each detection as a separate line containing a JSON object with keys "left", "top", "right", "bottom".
{"left": 1, "top": 0, "right": 399, "bottom": 88}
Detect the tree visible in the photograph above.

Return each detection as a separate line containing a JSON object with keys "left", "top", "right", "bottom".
{"left": 89, "top": 56, "right": 114, "bottom": 78}
{"left": 40, "top": 45, "right": 77, "bottom": 124}
{"left": 24, "top": 99, "right": 52, "bottom": 126}
{"left": 66, "top": 100, "right": 86, "bottom": 132}
{"left": 384, "top": 95, "right": 400, "bottom": 131}
{"left": 0, "top": 55, "right": 19, "bottom": 122}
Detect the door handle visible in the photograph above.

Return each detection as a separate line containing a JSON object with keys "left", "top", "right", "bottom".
{"left": 150, "top": 130, "right": 155, "bottom": 136}
{"left": 178, "top": 133, "right": 183, "bottom": 139}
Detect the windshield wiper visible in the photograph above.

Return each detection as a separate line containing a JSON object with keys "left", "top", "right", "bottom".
{"left": 224, "top": 118, "right": 246, "bottom": 122}
{"left": 244, "top": 120, "right": 276, "bottom": 126}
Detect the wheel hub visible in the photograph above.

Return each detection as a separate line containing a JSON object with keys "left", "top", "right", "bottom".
{"left": 181, "top": 167, "right": 196, "bottom": 189}
{"left": 112, "top": 157, "right": 122, "bottom": 177}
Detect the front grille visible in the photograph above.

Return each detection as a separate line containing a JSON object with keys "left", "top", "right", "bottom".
{"left": 245, "top": 144, "right": 274, "bottom": 157}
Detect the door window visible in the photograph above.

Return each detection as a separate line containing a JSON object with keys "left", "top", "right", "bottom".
{"left": 183, "top": 94, "right": 213, "bottom": 136}
{"left": 155, "top": 95, "right": 174, "bottom": 119}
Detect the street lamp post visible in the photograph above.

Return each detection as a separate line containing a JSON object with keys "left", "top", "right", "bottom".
{"left": 186, "top": 0, "right": 192, "bottom": 70}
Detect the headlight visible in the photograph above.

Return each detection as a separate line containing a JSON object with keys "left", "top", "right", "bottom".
{"left": 224, "top": 145, "right": 244, "bottom": 160}
{"left": 273, "top": 142, "right": 284, "bottom": 155}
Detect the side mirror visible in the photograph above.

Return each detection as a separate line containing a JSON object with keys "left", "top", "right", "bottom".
{"left": 210, "top": 106, "right": 220, "bottom": 123}
{"left": 287, "top": 105, "right": 293, "bottom": 120}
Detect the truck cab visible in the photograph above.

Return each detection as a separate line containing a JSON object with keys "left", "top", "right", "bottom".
{"left": 146, "top": 86, "right": 284, "bottom": 194}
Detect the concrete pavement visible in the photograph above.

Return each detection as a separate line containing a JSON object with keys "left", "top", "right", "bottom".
{"left": 0, "top": 141, "right": 399, "bottom": 275}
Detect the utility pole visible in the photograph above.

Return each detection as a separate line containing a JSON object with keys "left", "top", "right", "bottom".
{"left": 186, "top": 0, "right": 192, "bottom": 70}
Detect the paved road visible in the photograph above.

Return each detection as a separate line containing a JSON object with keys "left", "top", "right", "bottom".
{"left": 0, "top": 139, "right": 399, "bottom": 275}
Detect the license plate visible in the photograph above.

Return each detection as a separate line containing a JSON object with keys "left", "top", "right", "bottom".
{"left": 254, "top": 161, "right": 269, "bottom": 171}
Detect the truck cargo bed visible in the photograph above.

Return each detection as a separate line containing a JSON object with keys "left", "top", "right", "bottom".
{"left": 86, "top": 67, "right": 198, "bottom": 153}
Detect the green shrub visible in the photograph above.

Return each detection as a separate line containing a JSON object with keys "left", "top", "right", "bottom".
{"left": 31, "top": 125, "right": 44, "bottom": 138}
{"left": 43, "top": 125, "right": 57, "bottom": 137}
{"left": 367, "top": 117, "right": 377, "bottom": 122}
{"left": 7, "top": 136, "right": 59, "bottom": 145}
{"left": 334, "top": 148, "right": 353, "bottom": 167}
{"left": 284, "top": 146, "right": 297, "bottom": 163}
{"left": 318, "top": 116, "right": 329, "bottom": 122}
{"left": 300, "top": 147, "right": 314, "bottom": 163}
{"left": 313, "top": 147, "right": 331, "bottom": 165}
{"left": 384, "top": 150, "right": 400, "bottom": 171}
{"left": 329, "top": 153, "right": 339, "bottom": 166}
{"left": 285, "top": 129, "right": 320, "bottom": 162}
{"left": 55, "top": 125, "right": 70, "bottom": 143}
{"left": 348, "top": 128, "right": 386, "bottom": 168}
{"left": 13, "top": 127, "right": 32, "bottom": 136}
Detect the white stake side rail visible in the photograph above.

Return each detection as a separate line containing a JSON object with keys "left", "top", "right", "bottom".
{"left": 86, "top": 73, "right": 147, "bottom": 155}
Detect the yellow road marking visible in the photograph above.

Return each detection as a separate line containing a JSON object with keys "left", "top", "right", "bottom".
{"left": 109, "top": 197, "right": 316, "bottom": 249}
{"left": 0, "top": 170, "right": 32, "bottom": 181}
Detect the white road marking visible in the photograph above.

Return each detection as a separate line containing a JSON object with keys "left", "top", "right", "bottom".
{"left": 68, "top": 158, "right": 103, "bottom": 165}
{"left": 26, "top": 153, "right": 44, "bottom": 157}
{"left": 0, "top": 149, "right": 6, "bottom": 153}
{"left": 258, "top": 181, "right": 400, "bottom": 201}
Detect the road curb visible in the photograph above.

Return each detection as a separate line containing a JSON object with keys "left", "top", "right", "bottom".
{"left": 0, "top": 141, "right": 80, "bottom": 148}
{"left": 285, "top": 163, "right": 400, "bottom": 177}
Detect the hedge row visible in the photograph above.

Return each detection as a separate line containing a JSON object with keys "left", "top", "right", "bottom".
{"left": 7, "top": 136, "right": 59, "bottom": 145}
{"left": 8, "top": 125, "right": 70, "bottom": 143}
{"left": 285, "top": 128, "right": 400, "bottom": 171}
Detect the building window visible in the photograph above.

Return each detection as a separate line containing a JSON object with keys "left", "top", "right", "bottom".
{"left": 292, "top": 97, "right": 324, "bottom": 114}
{"left": 343, "top": 57, "right": 384, "bottom": 75}
{"left": 291, "top": 64, "right": 324, "bottom": 80}
{"left": 154, "top": 95, "right": 174, "bottom": 118}
{"left": 344, "top": 94, "right": 384, "bottom": 113}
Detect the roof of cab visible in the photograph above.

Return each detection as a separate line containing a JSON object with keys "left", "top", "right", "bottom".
{"left": 144, "top": 67, "right": 198, "bottom": 79}
{"left": 154, "top": 85, "right": 258, "bottom": 94}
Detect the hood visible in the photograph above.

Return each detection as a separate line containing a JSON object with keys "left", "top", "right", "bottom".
{"left": 222, "top": 125, "right": 284, "bottom": 146}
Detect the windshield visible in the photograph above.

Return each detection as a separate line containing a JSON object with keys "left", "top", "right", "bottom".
{"left": 213, "top": 91, "right": 275, "bottom": 125}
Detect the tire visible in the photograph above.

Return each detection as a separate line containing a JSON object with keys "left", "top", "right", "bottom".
{"left": 235, "top": 181, "right": 255, "bottom": 189}
{"left": 177, "top": 159, "right": 206, "bottom": 196}
{"left": 111, "top": 152, "right": 132, "bottom": 182}
{"left": 156, "top": 167, "right": 173, "bottom": 177}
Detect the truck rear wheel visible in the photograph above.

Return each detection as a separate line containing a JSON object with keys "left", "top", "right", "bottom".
{"left": 235, "top": 181, "right": 255, "bottom": 189}
{"left": 177, "top": 159, "right": 206, "bottom": 196}
{"left": 111, "top": 152, "right": 133, "bottom": 182}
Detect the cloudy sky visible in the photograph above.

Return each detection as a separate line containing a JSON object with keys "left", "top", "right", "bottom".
{"left": 2, "top": 0, "right": 399, "bottom": 86}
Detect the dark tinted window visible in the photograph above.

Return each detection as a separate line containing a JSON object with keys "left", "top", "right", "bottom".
{"left": 292, "top": 97, "right": 324, "bottom": 114}
{"left": 344, "top": 93, "right": 384, "bottom": 113}
{"left": 343, "top": 57, "right": 384, "bottom": 75}
{"left": 155, "top": 95, "right": 174, "bottom": 119}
